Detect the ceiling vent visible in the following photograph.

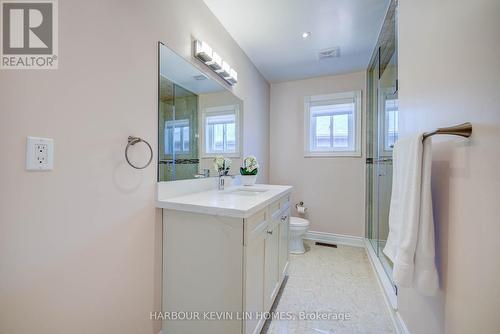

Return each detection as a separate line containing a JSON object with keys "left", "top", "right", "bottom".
{"left": 318, "top": 47, "right": 341, "bottom": 60}
{"left": 193, "top": 74, "right": 208, "bottom": 81}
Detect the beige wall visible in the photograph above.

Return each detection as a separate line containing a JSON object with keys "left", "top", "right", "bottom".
{"left": 397, "top": 0, "right": 500, "bottom": 333}
{"left": 269, "top": 72, "right": 366, "bottom": 237}
{"left": 0, "top": 1, "right": 269, "bottom": 333}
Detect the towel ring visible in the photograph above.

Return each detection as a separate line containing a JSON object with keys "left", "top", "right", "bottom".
{"left": 125, "top": 136, "right": 153, "bottom": 169}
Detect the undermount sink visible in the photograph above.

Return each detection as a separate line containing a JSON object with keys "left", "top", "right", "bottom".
{"left": 227, "top": 187, "right": 269, "bottom": 196}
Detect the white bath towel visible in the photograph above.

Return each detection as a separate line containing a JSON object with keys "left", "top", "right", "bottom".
{"left": 383, "top": 134, "right": 439, "bottom": 296}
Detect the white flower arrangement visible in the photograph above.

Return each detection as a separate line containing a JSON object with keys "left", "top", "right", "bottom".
{"left": 240, "top": 155, "right": 259, "bottom": 175}
{"left": 213, "top": 156, "right": 232, "bottom": 175}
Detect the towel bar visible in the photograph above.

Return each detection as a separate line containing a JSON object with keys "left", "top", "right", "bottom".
{"left": 125, "top": 136, "right": 153, "bottom": 169}
{"left": 422, "top": 122, "right": 472, "bottom": 140}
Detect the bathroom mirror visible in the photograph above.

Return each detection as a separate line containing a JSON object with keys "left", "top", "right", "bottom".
{"left": 158, "top": 42, "right": 243, "bottom": 182}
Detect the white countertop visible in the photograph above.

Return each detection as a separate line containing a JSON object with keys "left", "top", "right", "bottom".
{"left": 156, "top": 184, "right": 293, "bottom": 218}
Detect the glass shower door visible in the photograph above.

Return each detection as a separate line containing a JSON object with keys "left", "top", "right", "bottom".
{"left": 375, "top": 157, "right": 394, "bottom": 276}
{"left": 366, "top": 49, "right": 397, "bottom": 287}
{"left": 365, "top": 0, "right": 399, "bottom": 288}
{"left": 377, "top": 51, "right": 398, "bottom": 275}
{"left": 158, "top": 78, "right": 199, "bottom": 181}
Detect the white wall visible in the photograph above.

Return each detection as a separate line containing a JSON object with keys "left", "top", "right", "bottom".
{"left": 269, "top": 72, "right": 366, "bottom": 237}
{"left": 0, "top": 1, "right": 269, "bottom": 333}
{"left": 397, "top": 0, "right": 500, "bottom": 333}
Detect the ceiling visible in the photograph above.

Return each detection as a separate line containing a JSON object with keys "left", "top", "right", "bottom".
{"left": 203, "top": 0, "right": 390, "bottom": 82}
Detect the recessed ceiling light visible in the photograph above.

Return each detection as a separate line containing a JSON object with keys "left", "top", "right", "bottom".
{"left": 302, "top": 31, "right": 311, "bottom": 39}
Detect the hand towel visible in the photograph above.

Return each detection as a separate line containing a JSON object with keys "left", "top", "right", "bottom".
{"left": 383, "top": 134, "right": 439, "bottom": 296}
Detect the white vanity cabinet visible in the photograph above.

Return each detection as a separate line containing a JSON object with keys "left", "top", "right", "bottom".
{"left": 161, "top": 189, "right": 291, "bottom": 334}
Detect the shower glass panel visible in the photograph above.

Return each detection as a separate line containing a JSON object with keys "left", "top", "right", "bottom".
{"left": 366, "top": 49, "right": 380, "bottom": 255}
{"left": 158, "top": 78, "right": 199, "bottom": 181}
{"left": 377, "top": 51, "right": 398, "bottom": 275}
{"left": 366, "top": 0, "right": 398, "bottom": 286}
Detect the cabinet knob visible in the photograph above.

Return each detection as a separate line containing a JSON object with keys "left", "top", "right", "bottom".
{"left": 280, "top": 216, "right": 287, "bottom": 222}
{"left": 267, "top": 230, "right": 273, "bottom": 235}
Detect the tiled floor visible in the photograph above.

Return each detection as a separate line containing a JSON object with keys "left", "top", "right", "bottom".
{"left": 264, "top": 240, "right": 396, "bottom": 334}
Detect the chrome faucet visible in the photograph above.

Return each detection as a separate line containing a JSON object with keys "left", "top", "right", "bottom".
{"left": 218, "top": 173, "right": 235, "bottom": 190}
{"left": 218, "top": 174, "right": 225, "bottom": 190}
{"left": 195, "top": 169, "right": 210, "bottom": 178}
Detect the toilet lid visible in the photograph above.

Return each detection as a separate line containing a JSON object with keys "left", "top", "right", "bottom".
{"left": 290, "top": 217, "right": 310, "bottom": 227}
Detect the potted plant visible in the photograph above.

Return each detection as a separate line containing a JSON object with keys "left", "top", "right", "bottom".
{"left": 240, "top": 156, "right": 259, "bottom": 186}
{"left": 213, "top": 156, "right": 232, "bottom": 176}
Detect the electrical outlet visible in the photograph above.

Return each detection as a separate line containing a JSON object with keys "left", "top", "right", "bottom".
{"left": 26, "top": 137, "right": 54, "bottom": 171}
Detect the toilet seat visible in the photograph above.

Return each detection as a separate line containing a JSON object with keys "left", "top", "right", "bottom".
{"left": 290, "top": 217, "right": 310, "bottom": 227}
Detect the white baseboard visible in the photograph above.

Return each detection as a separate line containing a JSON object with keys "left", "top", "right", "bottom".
{"left": 304, "top": 231, "right": 364, "bottom": 247}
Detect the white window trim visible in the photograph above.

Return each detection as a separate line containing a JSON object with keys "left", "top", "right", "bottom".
{"left": 304, "top": 90, "right": 362, "bottom": 157}
{"left": 201, "top": 104, "right": 241, "bottom": 158}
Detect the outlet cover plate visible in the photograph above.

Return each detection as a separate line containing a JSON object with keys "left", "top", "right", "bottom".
{"left": 26, "top": 137, "right": 54, "bottom": 171}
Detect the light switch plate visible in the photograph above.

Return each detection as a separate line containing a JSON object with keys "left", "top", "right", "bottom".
{"left": 26, "top": 136, "right": 54, "bottom": 171}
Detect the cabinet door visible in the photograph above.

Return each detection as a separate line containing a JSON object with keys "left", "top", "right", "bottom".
{"left": 264, "top": 222, "right": 280, "bottom": 310}
{"left": 278, "top": 210, "right": 290, "bottom": 279}
{"left": 244, "top": 231, "right": 266, "bottom": 334}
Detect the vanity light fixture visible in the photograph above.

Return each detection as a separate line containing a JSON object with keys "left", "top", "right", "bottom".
{"left": 207, "top": 51, "right": 222, "bottom": 71}
{"left": 225, "top": 68, "right": 238, "bottom": 84}
{"left": 194, "top": 40, "right": 213, "bottom": 62}
{"left": 217, "top": 60, "right": 231, "bottom": 78}
{"left": 193, "top": 39, "right": 238, "bottom": 86}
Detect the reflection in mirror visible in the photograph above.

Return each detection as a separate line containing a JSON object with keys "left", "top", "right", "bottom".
{"left": 158, "top": 42, "right": 243, "bottom": 182}
{"left": 379, "top": 51, "right": 398, "bottom": 153}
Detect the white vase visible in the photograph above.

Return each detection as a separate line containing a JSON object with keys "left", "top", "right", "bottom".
{"left": 240, "top": 174, "right": 257, "bottom": 186}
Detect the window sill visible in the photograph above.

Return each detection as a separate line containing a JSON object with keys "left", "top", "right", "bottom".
{"left": 304, "top": 151, "right": 362, "bottom": 158}
{"left": 202, "top": 153, "right": 241, "bottom": 159}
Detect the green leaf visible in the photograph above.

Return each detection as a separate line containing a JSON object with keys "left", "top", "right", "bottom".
{"left": 240, "top": 167, "right": 258, "bottom": 175}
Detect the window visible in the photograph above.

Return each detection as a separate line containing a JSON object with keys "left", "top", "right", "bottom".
{"left": 202, "top": 104, "right": 240, "bottom": 157}
{"left": 164, "top": 119, "right": 190, "bottom": 155}
{"left": 304, "top": 91, "right": 362, "bottom": 157}
{"left": 383, "top": 95, "right": 399, "bottom": 151}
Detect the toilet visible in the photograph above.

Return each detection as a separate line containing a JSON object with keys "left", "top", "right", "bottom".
{"left": 289, "top": 217, "right": 310, "bottom": 254}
